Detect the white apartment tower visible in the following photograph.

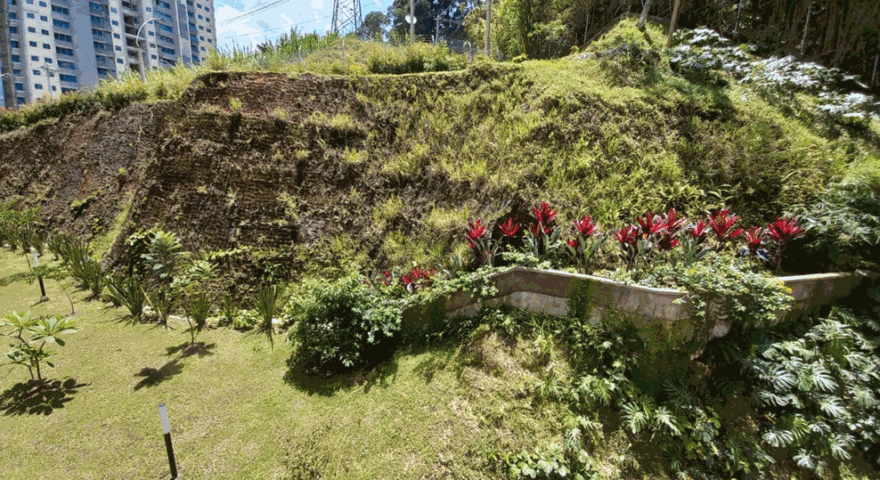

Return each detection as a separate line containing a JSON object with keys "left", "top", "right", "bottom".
{"left": 0, "top": 0, "right": 217, "bottom": 108}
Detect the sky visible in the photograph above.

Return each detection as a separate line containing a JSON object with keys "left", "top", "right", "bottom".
{"left": 215, "top": 0, "right": 385, "bottom": 51}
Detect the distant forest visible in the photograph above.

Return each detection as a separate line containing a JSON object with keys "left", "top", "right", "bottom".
{"left": 379, "top": 1, "right": 879, "bottom": 87}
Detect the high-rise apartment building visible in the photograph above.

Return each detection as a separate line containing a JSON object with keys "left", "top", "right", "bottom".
{"left": 0, "top": 0, "right": 216, "bottom": 108}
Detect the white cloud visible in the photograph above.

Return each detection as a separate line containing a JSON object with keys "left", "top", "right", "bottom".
{"left": 311, "top": 0, "right": 324, "bottom": 10}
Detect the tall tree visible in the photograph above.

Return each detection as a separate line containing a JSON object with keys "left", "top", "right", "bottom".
{"left": 387, "top": 0, "right": 476, "bottom": 41}
{"left": 637, "top": 0, "right": 652, "bottom": 31}
{"left": 358, "top": 11, "right": 390, "bottom": 40}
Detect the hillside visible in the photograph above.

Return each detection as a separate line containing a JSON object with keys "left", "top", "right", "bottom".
{"left": 1, "top": 19, "right": 878, "bottom": 283}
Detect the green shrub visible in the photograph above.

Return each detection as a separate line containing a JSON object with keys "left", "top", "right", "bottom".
{"left": 145, "top": 284, "right": 177, "bottom": 329}
{"left": 288, "top": 274, "right": 403, "bottom": 370}
{"left": 231, "top": 309, "right": 260, "bottom": 330}
{"left": 787, "top": 174, "right": 880, "bottom": 271}
{"left": 105, "top": 274, "right": 146, "bottom": 320}
{"left": 367, "top": 42, "right": 467, "bottom": 74}
{"left": 673, "top": 251, "right": 793, "bottom": 329}
{"left": 182, "top": 291, "right": 212, "bottom": 345}
{"left": 58, "top": 236, "right": 105, "bottom": 297}
{"left": 1, "top": 311, "right": 77, "bottom": 383}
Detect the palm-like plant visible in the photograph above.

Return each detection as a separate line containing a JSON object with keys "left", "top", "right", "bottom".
{"left": 146, "top": 284, "right": 177, "bottom": 329}
{"left": 253, "top": 285, "right": 286, "bottom": 349}
{"left": 142, "top": 230, "right": 186, "bottom": 283}
{"left": 105, "top": 274, "right": 146, "bottom": 320}
{"left": 182, "top": 292, "right": 213, "bottom": 346}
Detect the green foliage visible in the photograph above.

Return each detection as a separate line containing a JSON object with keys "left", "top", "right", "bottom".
{"left": 288, "top": 275, "right": 403, "bottom": 370}
{"left": 367, "top": 42, "right": 467, "bottom": 74}
{"left": 141, "top": 229, "right": 186, "bottom": 283}
{"left": 1, "top": 311, "right": 77, "bottom": 382}
{"left": 55, "top": 236, "right": 105, "bottom": 297}
{"left": 742, "top": 306, "right": 880, "bottom": 474}
{"left": 182, "top": 291, "right": 213, "bottom": 345}
{"left": 788, "top": 174, "right": 880, "bottom": 270}
{"left": 0, "top": 202, "right": 40, "bottom": 252}
{"left": 104, "top": 274, "right": 146, "bottom": 320}
{"left": 253, "top": 285, "right": 286, "bottom": 349}
{"left": 673, "top": 252, "right": 793, "bottom": 328}
{"left": 145, "top": 284, "right": 177, "bottom": 329}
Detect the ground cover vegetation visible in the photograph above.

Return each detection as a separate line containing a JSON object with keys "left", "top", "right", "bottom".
{"left": 2, "top": 14, "right": 880, "bottom": 479}
{"left": 2, "top": 217, "right": 879, "bottom": 478}
{"left": 0, "top": 20, "right": 878, "bottom": 289}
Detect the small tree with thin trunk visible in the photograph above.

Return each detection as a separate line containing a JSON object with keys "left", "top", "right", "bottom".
{"left": 1, "top": 312, "right": 77, "bottom": 383}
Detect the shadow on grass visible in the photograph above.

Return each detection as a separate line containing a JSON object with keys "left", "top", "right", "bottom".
{"left": 133, "top": 359, "right": 183, "bottom": 391}
{"left": 0, "top": 378, "right": 88, "bottom": 416}
{"left": 283, "top": 346, "right": 400, "bottom": 397}
{"left": 411, "top": 343, "right": 460, "bottom": 383}
{"left": 165, "top": 342, "right": 216, "bottom": 358}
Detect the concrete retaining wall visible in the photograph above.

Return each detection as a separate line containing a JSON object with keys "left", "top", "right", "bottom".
{"left": 403, "top": 267, "right": 877, "bottom": 343}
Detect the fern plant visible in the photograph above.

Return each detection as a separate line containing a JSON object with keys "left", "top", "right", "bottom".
{"left": 742, "top": 307, "right": 880, "bottom": 473}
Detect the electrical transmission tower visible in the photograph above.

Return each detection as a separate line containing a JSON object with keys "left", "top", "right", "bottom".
{"left": 331, "top": 0, "right": 362, "bottom": 35}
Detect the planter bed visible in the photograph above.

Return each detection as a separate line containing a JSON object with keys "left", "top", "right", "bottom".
{"left": 403, "top": 267, "right": 878, "bottom": 344}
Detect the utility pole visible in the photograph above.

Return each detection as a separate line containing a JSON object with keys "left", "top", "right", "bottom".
{"left": 485, "top": 0, "right": 491, "bottom": 57}
{"left": 409, "top": 0, "right": 415, "bottom": 44}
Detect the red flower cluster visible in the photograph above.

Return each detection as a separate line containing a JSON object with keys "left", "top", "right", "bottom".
{"left": 400, "top": 267, "right": 435, "bottom": 292}
{"left": 499, "top": 218, "right": 521, "bottom": 237}
{"left": 466, "top": 219, "right": 488, "bottom": 250}
{"left": 615, "top": 224, "right": 639, "bottom": 247}
{"left": 573, "top": 215, "right": 598, "bottom": 237}
{"left": 744, "top": 227, "right": 764, "bottom": 255}
{"left": 766, "top": 217, "right": 804, "bottom": 246}
{"left": 687, "top": 220, "right": 708, "bottom": 241}
{"left": 709, "top": 209, "right": 745, "bottom": 242}
{"left": 532, "top": 202, "right": 557, "bottom": 226}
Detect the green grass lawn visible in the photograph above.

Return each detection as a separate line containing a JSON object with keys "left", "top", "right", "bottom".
{"left": 0, "top": 249, "right": 569, "bottom": 479}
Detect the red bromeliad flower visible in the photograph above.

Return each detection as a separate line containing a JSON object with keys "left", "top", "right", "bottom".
{"left": 709, "top": 209, "right": 745, "bottom": 242}
{"left": 657, "top": 233, "right": 680, "bottom": 251}
{"left": 615, "top": 225, "right": 639, "bottom": 247}
{"left": 499, "top": 218, "right": 521, "bottom": 237}
{"left": 573, "top": 215, "right": 598, "bottom": 237}
{"left": 466, "top": 219, "right": 488, "bottom": 249}
{"left": 766, "top": 218, "right": 804, "bottom": 246}
{"left": 636, "top": 211, "right": 666, "bottom": 238}
{"left": 661, "top": 208, "right": 686, "bottom": 234}
{"left": 529, "top": 223, "right": 542, "bottom": 237}
{"left": 744, "top": 227, "right": 764, "bottom": 255}
{"left": 687, "top": 220, "right": 708, "bottom": 241}
{"left": 382, "top": 269, "right": 393, "bottom": 286}
{"left": 532, "top": 202, "right": 557, "bottom": 226}
{"left": 410, "top": 267, "right": 435, "bottom": 283}
{"left": 567, "top": 238, "right": 580, "bottom": 249}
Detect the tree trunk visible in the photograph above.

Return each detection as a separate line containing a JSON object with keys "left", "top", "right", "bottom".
{"left": 734, "top": 0, "right": 744, "bottom": 35}
{"left": 637, "top": 0, "right": 652, "bottom": 31}
{"left": 667, "top": 0, "right": 682, "bottom": 48}
{"left": 800, "top": 0, "right": 813, "bottom": 56}
{"left": 872, "top": 53, "right": 878, "bottom": 86}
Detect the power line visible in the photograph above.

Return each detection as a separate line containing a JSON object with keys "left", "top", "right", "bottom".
{"left": 219, "top": 0, "right": 295, "bottom": 26}
{"left": 226, "top": 14, "right": 332, "bottom": 39}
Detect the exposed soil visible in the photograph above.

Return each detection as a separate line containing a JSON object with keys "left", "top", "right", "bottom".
{"left": 1, "top": 68, "right": 532, "bottom": 287}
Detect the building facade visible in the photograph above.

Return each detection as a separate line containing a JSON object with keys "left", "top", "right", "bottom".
{"left": 0, "top": 0, "right": 216, "bottom": 108}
